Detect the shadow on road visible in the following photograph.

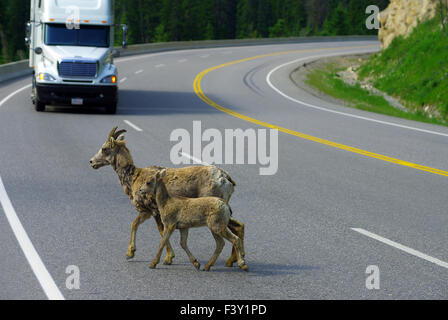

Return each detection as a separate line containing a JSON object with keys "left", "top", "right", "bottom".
{"left": 125, "top": 259, "right": 319, "bottom": 276}
{"left": 43, "top": 89, "right": 236, "bottom": 116}
{"left": 117, "top": 89, "right": 224, "bottom": 116}
{"left": 228, "top": 262, "right": 319, "bottom": 277}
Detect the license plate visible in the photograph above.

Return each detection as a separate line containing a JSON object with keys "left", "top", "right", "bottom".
{"left": 71, "top": 98, "right": 83, "bottom": 105}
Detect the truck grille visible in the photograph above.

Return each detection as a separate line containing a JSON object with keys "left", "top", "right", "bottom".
{"left": 59, "top": 60, "right": 97, "bottom": 78}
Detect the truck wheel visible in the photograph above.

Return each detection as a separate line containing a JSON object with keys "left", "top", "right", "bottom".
{"left": 35, "top": 100, "right": 46, "bottom": 112}
{"left": 32, "top": 79, "right": 46, "bottom": 112}
{"left": 105, "top": 102, "right": 117, "bottom": 114}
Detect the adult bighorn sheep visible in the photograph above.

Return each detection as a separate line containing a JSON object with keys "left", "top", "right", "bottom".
{"left": 139, "top": 169, "right": 248, "bottom": 271}
{"left": 90, "top": 127, "right": 245, "bottom": 267}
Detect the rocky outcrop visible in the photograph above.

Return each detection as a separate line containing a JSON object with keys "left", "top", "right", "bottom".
{"left": 378, "top": 0, "right": 438, "bottom": 49}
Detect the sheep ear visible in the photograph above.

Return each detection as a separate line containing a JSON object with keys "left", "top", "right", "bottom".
{"left": 160, "top": 169, "right": 167, "bottom": 178}
{"left": 116, "top": 135, "right": 125, "bottom": 141}
{"left": 109, "top": 137, "right": 115, "bottom": 148}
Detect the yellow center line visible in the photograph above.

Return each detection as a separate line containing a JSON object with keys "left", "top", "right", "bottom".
{"left": 193, "top": 45, "right": 448, "bottom": 178}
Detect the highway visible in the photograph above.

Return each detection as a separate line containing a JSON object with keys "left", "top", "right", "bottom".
{"left": 0, "top": 39, "right": 447, "bottom": 300}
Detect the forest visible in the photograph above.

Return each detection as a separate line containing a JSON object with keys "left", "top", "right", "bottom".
{"left": 0, "top": 0, "right": 389, "bottom": 64}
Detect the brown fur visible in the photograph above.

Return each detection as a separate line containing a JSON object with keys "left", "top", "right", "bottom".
{"left": 90, "top": 127, "right": 244, "bottom": 266}
{"left": 140, "top": 170, "right": 248, "bottom": 271}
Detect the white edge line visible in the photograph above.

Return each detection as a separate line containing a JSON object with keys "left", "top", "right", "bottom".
{"left": 180, "top": 152, "right": 210, "bottom": 166}
{"left": 266, "top": 51, "right": 448, "bottom": 138}
{"left": 0, "top": 176, "right": 65, "bottom": 300}
{"left": 1, "top": 84, "right": 65, "bottom": 299}
{"left": 351, "top": 228, "right": 448, "bottom": 269}
{"left": 0, "top": 84, "right": 32, "bottom": 107}
{"left": 123, "top": 120, "right": 143, "bottom": 132}
{"left": 135, "top": 70, "right": 143, "bottom": 74}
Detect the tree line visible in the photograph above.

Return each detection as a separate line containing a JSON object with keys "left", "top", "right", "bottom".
{"left": 0, "top": 0, "right": 389, "bottom": 64}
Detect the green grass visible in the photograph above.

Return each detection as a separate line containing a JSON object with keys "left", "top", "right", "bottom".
{"left": 305, "top": 64, "right": 446, "bottom": 126}
{"left": 305, "top": 17, "right": 448, "bottom": 127}
{"left": 358, "top": 18, "right": 448, "bottom": 121}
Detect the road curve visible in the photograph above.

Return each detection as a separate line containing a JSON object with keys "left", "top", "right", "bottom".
{"left": 1, "top": 39, "right": 447, "bottom": 300}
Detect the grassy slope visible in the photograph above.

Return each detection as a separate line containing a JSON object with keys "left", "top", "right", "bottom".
{"left": 359, "top": 18, "right": 448, "bottom": 121}
{"left": 306, "top": 18, "right": 448, "bottom": 127}
{"left": 305, "top": 63, "right": 444, "bottom": 125}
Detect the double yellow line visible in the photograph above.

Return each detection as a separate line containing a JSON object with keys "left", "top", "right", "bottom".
{"left": 193, "top": 46, "right": 448, "bottom": 178}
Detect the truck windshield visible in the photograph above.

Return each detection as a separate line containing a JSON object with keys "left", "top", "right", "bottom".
{"left": 45, "top": 24, "right": 109, "bottom": 47}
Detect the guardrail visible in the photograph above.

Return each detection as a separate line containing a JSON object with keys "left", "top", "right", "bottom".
{"left": 0, "top": 36, "right": 378, "bottom": 83}
{"left": 0, "top": 60, "right": 32, "bottom": 83}
{"left": 115, "top": 35, "right": 378, "bottom": 57}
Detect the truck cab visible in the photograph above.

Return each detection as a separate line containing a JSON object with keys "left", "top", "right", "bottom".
{"left": 27, "top": 0, "right": 126, "bottom": 114}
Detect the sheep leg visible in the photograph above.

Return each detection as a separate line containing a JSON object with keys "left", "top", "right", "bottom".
{"left": 154, "top": 214, "right": 176, "bottom": 265}
{"left": 126, "top": 212, "right": 151, "bottom": 260}
{"left": 150, "top": 224, "right": 176, "bottom": 269}
{"left": 204, "top": 232, "right": 225, "bottom": 272}
{"left": 221, "top": 228, "right": 248, "bottom": 271}
{"left": 179, "top": 228, "right": 201, "bottom": 270}
{"left": 225, "top": 218, "right": 245, "bottom": 267}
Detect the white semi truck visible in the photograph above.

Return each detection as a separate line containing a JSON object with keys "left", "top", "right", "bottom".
{"left": 26, "top": 0, "right": 127, "bottom": 113}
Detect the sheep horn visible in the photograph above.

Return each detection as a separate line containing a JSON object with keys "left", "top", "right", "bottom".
{"left": 114, "top": 129, "right": 127, "bottom": 139}
{"left": 108, "top": 126, "right": 118, "bottom": 140}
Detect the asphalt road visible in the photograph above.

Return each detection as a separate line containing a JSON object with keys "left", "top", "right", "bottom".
{"left": 1, "top": 40, "right": 447, "bottom": 300}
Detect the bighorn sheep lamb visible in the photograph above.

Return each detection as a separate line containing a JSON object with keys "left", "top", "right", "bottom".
{"left": 139, "top": 169, "right": 248, "bottom": 271}
{"left": 90, "top": 127, "right": 245, "bottom": 267}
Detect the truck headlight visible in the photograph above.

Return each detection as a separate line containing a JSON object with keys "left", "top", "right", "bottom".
{"left": 100, "top": 75, "right": 117, "bottom": 84}
{"left": 38, "top": 73, "right": 56, "bottom": 81}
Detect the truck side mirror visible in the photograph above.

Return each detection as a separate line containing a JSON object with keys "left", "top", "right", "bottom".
{"left": 111, "top": 49, "right": 120, "bottom": 58}
{"left": 25, "top": 22, "right": 32, "bottom": 47}
{"left": 122, "top": 25, "right": 128, "bottom": 48}
{"left": 34, "top": 47, "right": 43, "bottom": 55}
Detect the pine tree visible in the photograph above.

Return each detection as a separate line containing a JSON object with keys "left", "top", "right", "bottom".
{"left": 204, "top": 22, "right": 215, "bottom": 40}
{"left": 347, "top": 0, "right": 365, "bottom": 35}
{"left": 256, "top": 0, "right": 272, "bottom": 37}
{"left": 236, "top": 0, "right": 255, "bottom": 39}
{"left": 0, "top": 0, "right": 394, "bottom": 64}
{"left": 4, "top": 0, "right": 30, "bottom": 61}
{"left": 284, "top": 0, "right": 307, "bottom": 36}
{"left": 160, "top": 0, "right": 184, "bottom": 41}
{"left": 153, "top": 23, "right": 169, "bottom": 42}
{"left": 328, "top": 2, "right": 350, "bottom": 35}
{"left": 213, "top": 0, "right": 237, "bottom": 39}
{"left": 269, "top": 18, "right": 286, "bottom": 37}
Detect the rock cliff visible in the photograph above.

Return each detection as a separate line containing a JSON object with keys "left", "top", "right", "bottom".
{"left": 378, "top": 0, "right": 438, "bottom": 49}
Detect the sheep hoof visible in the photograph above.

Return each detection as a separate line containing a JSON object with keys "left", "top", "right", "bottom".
{"left": 193, "top": 261, "right": 201, "bottom": 270}
{"left": 149, "top": 262, "right": 157, "bottom": 269}
{"left": 204, "top": 265, "right": 211, "bottom": 271}
{"left": 126, "top": 249, "right": 135, "bottom": 260}
{"left": 240, "top": 264, "right": 249, "bottom": 272}
{"left": 126, "top": 252, "right": 135, "bottom": 260}
{"left": 225, "top": 259, "right": 235, "bottom": 267}
{"left": 163, "top": 255, "right": 175, "bottom": 265}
